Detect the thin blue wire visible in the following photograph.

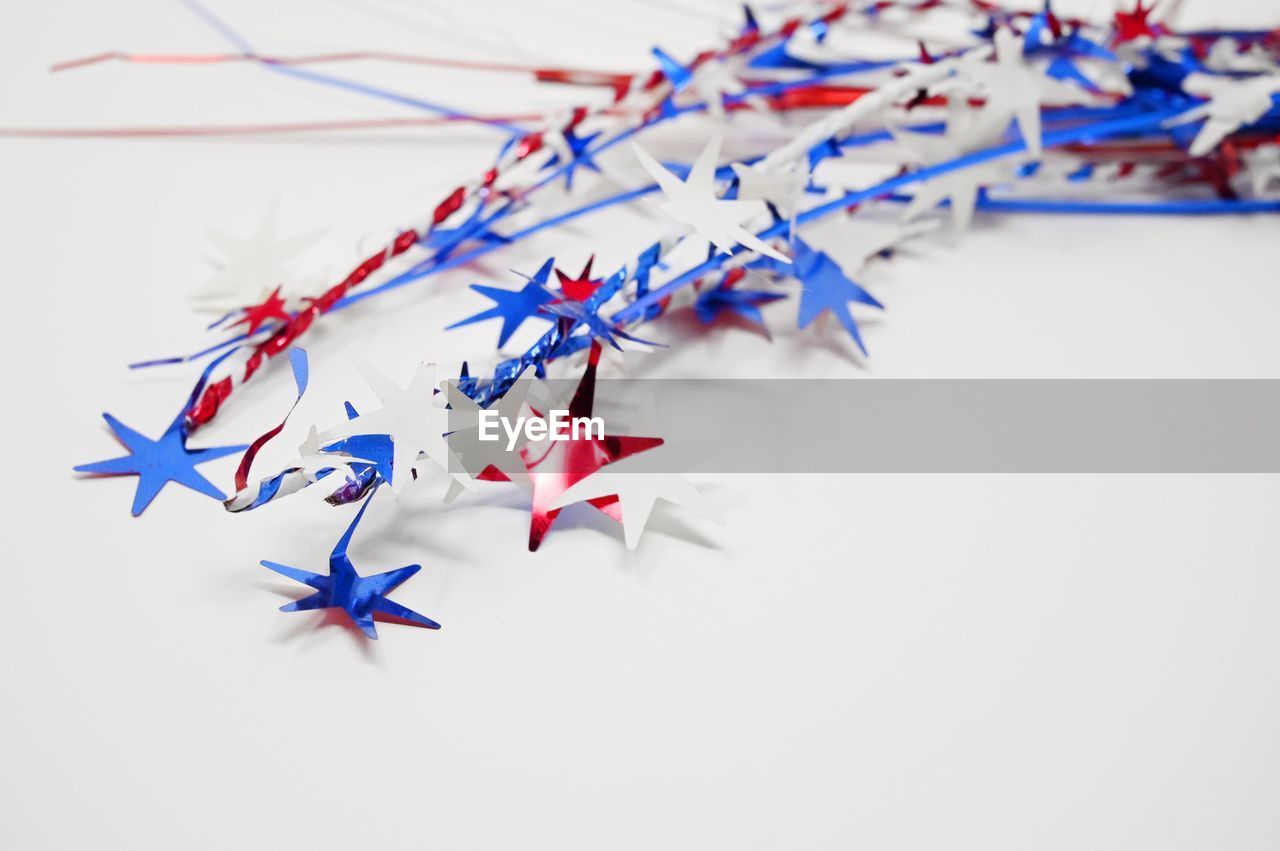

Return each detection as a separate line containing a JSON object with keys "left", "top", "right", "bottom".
{"left": 180, "top": 0, "right": 526, "bottom": 136}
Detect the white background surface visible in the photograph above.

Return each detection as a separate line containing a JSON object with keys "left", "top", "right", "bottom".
{"left": 2, "top": 1, "right": 1280, "bottom": 848}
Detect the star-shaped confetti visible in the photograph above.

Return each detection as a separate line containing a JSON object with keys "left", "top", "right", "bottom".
{"left": 960, "top": 27, "right": 1092, "bottom": 156}
{"left": 1172, "top": 73, "right": 1280, "bottom": 157}
{"left": 228, "top": 285, "right": 291, "bottom": 336}
{"left": 192, "top": 199, "right": 325, "bottom": 314}
{"left": 424, "top": 204, "right": 509, "bottom": 260}
{"left": 318, "top": 359, "right": 471, "bottom": 494}
{"left": 652, "top": 46, "right": 695, "bottom": 92}
{"left": 1243, "top": 144, "right": 1280, "bottom": 196}
{"left": 543, "top": 125, "right": 604, "bottom": 190}
{"left": 753, "top": 237, "right": 882, "bottom": 355}
{"left": 261, "top": 490, "right": 439, "bottom": 639}
{"left": 447, "top": 259, "right": 557, "bottom": 347}
{"left": 892, "top": 100, "right": 1018, "bottom": 231}
{"left": 694, "top": 270, "right": 786, "bottom": 331}
{"left": 634, "top": 135, "right": 791, "bottom": 263}
{"left": 555, "top": 256, "right": 605, "bottom": 301}
{"left": 477, "top": 344, "right": 663, "bottom": 550}
{"left": 542, "top": 277, "right": 663, "bottom": 351}
{"left": 731, "top": 162, "right": 808, "bottom": 220}
{"left": 442, "top": 367, "right": 537, "bottom": 498}
{"left": 1113, "top": 1, "right": 1164, "bottom": 45}
{"left": 75, "top": 409, "right": 247, "bottom": 516}
{"left": 549, "top": 454, "right": 722, "bottom": 550}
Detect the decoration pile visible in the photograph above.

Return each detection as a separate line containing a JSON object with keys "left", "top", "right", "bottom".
{"left": 70, "top": 1, "right": 1280, "bottom": 637}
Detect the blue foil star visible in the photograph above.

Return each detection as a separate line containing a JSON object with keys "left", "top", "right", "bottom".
{"left": 447, "top": 258, "right": 557, "bottom": 346}
{"left": 651, "top": 46, "right": 694, "bottom": 91}
{"left": 543, "top": 270, "right": 663, "bottom": 350}
{"left": 423, "top": 205, "right": 509, "bottom": 260}
{"left": 752, "top": 238, "right": 883, "bottom": 355}
{"left": 695, "top": 280, "right": 786, "bottom": 330}
{"left": 792, "top": 239, "right": 882, "bottom": 355}
{"left": 261, "top": 490, "right": 440, "bottom": 639}
{"left": 547, "top": 128, "right": 603, "bottom": 191}
{"left": 74, "top": 409, "right": 247, "bottom": 516}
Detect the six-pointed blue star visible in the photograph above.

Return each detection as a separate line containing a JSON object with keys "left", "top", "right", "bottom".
{"left": 751, "top": 238, "right": 882, "bottom": 355}
{"left": 542, "top": 270, "right": 663, "bottom": 350}
{"left": 261, "top": 491, "right": 440, "bottom": 639}
{"left": 546, "top": 127, "right": 604, "bottom": 191}
{"left": 423, "top": 205, "right": 509, "bottom": 260}
{"left": 447, "top": 258, "right": 557, "bottom": 347}
{"left": 791, "top": 239, "right": 882, "bottom": 355}
{"left": 74, "top": 410, "right": 247, "bottom": 516}
{"left": 652, "top": 46, "right": 694, "bottom": 92}
{"left": 695, "top": 281, "right": 787, "bottom": 330}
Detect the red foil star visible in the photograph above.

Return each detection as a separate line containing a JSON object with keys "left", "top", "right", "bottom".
{"left": 478, "top": 343, "right": 662, "bottom": 550}
{"left": 1113, "top": 1, "right": 1162, "bottom": 44}
{"left": 555, "top": 256, "right": 604, "bottom": 302}
{"left": 231, "top": 285, "right": 291, "bottom": 336}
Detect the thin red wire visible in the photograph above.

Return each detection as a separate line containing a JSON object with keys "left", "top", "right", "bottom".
{"left": 50, "top": 49, "right": 633, "bottom": 89}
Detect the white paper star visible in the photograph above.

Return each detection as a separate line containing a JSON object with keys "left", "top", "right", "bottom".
{"left": 547, "top": 456, "right": 723, "bottom": 550}
{"left": 442, "top": 369, "right": 536, "bottom": 497}
{"left": 318, "top": 359, "right": 472, "bottom": 494}
{"left": 193, "top": 199, "right": 325, "bottom": 314}
{"left": 692, "top": 59, "right": 748, "bottom": 119}
{"left": 731, "top": 162, "right": 808, "bottom": 220}
{"left": 1171, "top": 73, "right": 1280, "bottom": 158}
{"left": 893, "top": 107, "right": 1014, "bottom": 231}
{"left": 960, "top": 27, "right": 1092, "bottom": 157}
{"left": 1243, "top": 144, "right": 1280, "bottom": 197}
{"left": 634, "top": 136, "right": 791, "bottom": 263}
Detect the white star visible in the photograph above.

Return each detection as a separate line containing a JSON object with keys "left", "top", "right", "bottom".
{"left": 634, "top": 135, "right": 791, "bottom": 263}
{"left": 692, "top": 59, "right": 748, "bottom": 119}
{"left": 1204, "top": 38, "right": 1279, "bottom": 75}
{"left": 547, "top": 455, "right": 723, "bottom": 550}
{"left": 1171, "top": 73, "right": 1280, "bottom": 158}
{"left": 893, "top": 106, "right": 1015, "bottom": 231}
{"left": 731, "top": 162, "right": 808, "bottom": 220}
{"left": 318, "top": 359, "right": 472, "bottom": 494}
{"left": 1243, "top": 144, "right": 1280, "bottom": 197}
{"left": 960, "top": 27, "right": 1092, "bottom": 157}
{"left": 192, "top": 199, "right": 325, "bottom": 314}
{"left": 442, "top": 368, "right": 537, "bottom": 498}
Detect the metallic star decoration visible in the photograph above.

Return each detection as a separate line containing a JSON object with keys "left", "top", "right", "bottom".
{"left": 753, "top": 237, "right": 882, "bottom": 355}
{"left": 228, "top": 285, "right": 291, "bottom": 336}
{"left": 1243, "top": 144, "right": 1280, "bottom": 197}
{"left": 1173, "top": 73, "right": 1280, "bottom": 157}
{"left": 893, "top": 102, "right": 1014, "bottom": 231}
{"left": 318, "top": 359, "right": 472, "bottom": 495}
{"left": 447, "top": 259, "right": 557, "bottom": 347}
{"left": 441, "top": 365, "right": 539, "bottom": 498}
{"left": 959, "top": 27, "right": 1092, "bottom": 156}
{"left": 694, "top": 272, "right": 787, "bottom": 332}
{"left": 74, "top": 409, "right": 247, "bottom": 516}
{"left": 192, "top": 199, "right": 325, "bottom": 314}
{"left": 261, "top": 491, "right": 440, "bottom": 639}
{"left": 555, "top": 256, "right": 604, "bottom": 302}
{"left": 634, "top": 135, "right": 791, "bottom": 263}
{"left": 476, "top": 344, "right": 663, "bottom": 550}
{"left": 731, "top": 162, "right": 808, "bottom": 220}
{"left": 549, "top": 455, "right": 723, "bottom": 550}
{"left": 543, "top": 126, "right": 604, "bottom": 190}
